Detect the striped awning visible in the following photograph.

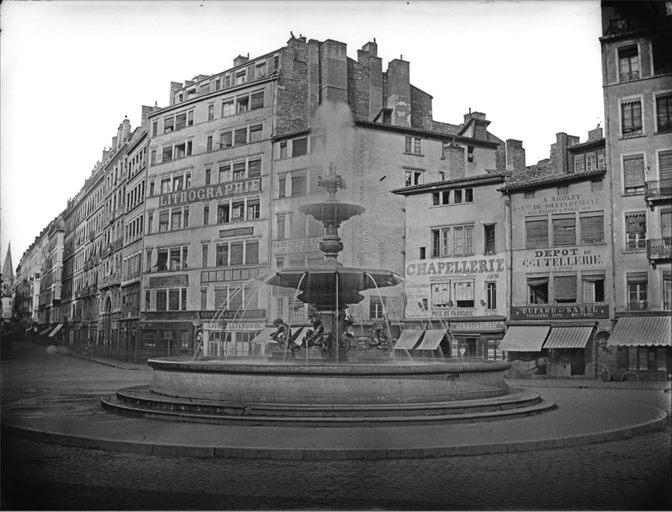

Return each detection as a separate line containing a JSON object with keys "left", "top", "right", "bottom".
{"left": 39, "top": 327, "right": 52, "bottom": 336}
{"left": 499, "top": 325, "right": 551, "bottom": 352}
{"left": 393, "top": 329, "right": 423, "bottom": 350}
{"left": 48, "top": 324, "right": 64, "bottom": 338}
{"left": 249, "top": 327, "right": 276, "bottom": 344}
{"left": 607, "top": 316, "right": 672, "bottom": 347}
{"left": 415, "top": 329, "right": 448, "bottom": 350}
{"left": 543, "top": 326, "right": 593, "bottom": 349}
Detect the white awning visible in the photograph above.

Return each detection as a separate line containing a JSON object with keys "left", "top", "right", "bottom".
{"left": 48, "top": 324, "right": 64, "bottom": 338}
{"left": 250, "top": 327, "right": 276, "bottom": 344}
{"left": 39, "top": 327, "right": 51, "bottom": 336}
{"left": 393, "top": 329, "right": 423, "bottom": 350}
{"left": 500, "top": 325, "right": 551, "bottom": 352}
{"left": 607, "top": 315, "right": 672, "bottom": 347}
{"left": 543, "top": 326, "right": 592, "bottom": 349}
{"left": 415, "top": 329, "right": 448, "bottom": 350}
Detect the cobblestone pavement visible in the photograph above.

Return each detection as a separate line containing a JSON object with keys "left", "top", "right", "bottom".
{"left": 2, "top": 424, "right": 670, "bottom": 510}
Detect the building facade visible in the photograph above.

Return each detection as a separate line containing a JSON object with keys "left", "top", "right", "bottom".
{"left": 600, "top": 1, "right": 671, "bottom": 377}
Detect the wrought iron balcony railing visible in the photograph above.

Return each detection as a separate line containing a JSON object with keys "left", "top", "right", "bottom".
{"left": 646, "top": 238, "right": 672, "bottom": 260}
{"left": 645, "top": 179, "right": 672, "bottom": 200}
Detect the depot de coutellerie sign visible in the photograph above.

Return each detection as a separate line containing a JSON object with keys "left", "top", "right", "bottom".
{"left": 159, "top": 178, "right": 261, "bottom": 207}
{"left": 511, "top": 304, "right": 609, "bottom": 320}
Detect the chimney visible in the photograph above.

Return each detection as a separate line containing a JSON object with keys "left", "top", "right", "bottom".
{"left": 102, "top": 149, "right": 109, "bottom": 161}
{"left": 169, "top": 81, "right": 183, "bottom": 106}
{"left": 361, "top": 39, "right": 377, "bottom": 57}
{"left": 117, "top": 123, "right": 124, "bottom": 146}
{"left": 550, "top": 132, "right": 579, "bottom": 174}
{"left": 588, "top": 124, "right": 603, "bottom": 141}
{"left": 320, "top": 39, "right": 348, "bottom": 104}
{"left": 141, "top": 105, "right": 153, "bottom": 130}
{"left": 386, "top": 58, "right": 411, "bottom": 128}
{"left": 443, "top": 142, "right": 465, "bottom": 179}
{"left": 111, "top": 136, "right": 118, "bottom": 149}
{"left": 122, "top": 117, "right": 131, "bottom": 141}
{"left": 233, "top": 54, "right": 249, "bottom": 67}
{"left": 505, "top": 139, "right": 526, "bottom": 171}
{"left": 358, "top": 40, "right": 383, "bottom": 120}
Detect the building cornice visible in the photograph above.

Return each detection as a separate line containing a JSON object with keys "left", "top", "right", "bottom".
{"left": 392, "top": 172, "right": 508, "bottom": 196}
{"left": 500, "top": 169, "right": 607, "bottom": 193}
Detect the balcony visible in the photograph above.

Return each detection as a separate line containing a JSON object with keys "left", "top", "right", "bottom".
{"left": 646, "top": 238, "right": 672, "bottom": 263}
{"left": 645, "top": 179, "right": 672, "bottom": 208}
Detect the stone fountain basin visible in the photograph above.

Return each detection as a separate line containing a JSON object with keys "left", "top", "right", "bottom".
{"left": 146, "top": 358, "right": 511, "bottom": 405}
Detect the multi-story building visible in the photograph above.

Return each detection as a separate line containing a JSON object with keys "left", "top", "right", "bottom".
{"left": 500, "top": 127, "right": 611, "bottom": 376}
{"left": 37, "top": 214, "right": 65, "bottom": 336}
{"left": 391, "top": 127, "right": 525, "bottom": 358}
{"left": 600, "top": 1, "right": 671, "bottom": 378}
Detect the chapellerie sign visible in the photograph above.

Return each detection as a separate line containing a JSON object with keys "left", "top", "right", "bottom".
{"left": 159, "top": 178, "right": 261, "bottom": 207}
{"left": 511, "top": 304, "right": 609, "bottom": 320}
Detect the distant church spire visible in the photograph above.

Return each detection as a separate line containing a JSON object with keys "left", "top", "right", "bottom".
{"left": 1, "top": 243, "right": 14, "bottom": 295}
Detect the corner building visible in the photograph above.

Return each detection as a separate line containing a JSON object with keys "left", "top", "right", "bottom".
{"left": 600, "top": 1, "right": 671, "bottom": 378}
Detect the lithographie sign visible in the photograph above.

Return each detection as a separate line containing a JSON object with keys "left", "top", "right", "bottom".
{"left": 511, "top": 304, "right": 609, "bottom": 320}
{"left": 158, "top": 178, "right": 261, "bottom": 207}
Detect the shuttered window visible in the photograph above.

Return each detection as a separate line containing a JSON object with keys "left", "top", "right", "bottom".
{"left": 623, "top": 154, "right": 645, "bottom": 193}
{"left": 621, "top": 100, "right": 642, "bottom": 135}
{"left": 220, "top": 131, "right": 233, "bottom": 148}
{"left": 658, "top": 150, "right": 672, "bottom": 182}
{"left": 230, "top": 242, "right": 244, "bottom": 265}
{"left": 250, "top": 91, "right": 264, "bottom": 110}
{"left": 552, "top": 216, "right": 576, "bottom": 246}
{"left": 554, "top": 275, "right": 577, "bottom": 303}
{"left": 234, "top": 128, "right": 248, "bottom": 145}
{"left": 661, "top": 210, "right": 672, "bottom": 238}
{"left": 656, "top": 93, "right": 672, "bottom": 132}
{"left": 216, "top": 244, "right": 228, "bottom": 266}
{"left": 580, "top": 212, "right": 604, "bottom": 243}
{"left": 248, "top": 158, "right": 262, "bottom": 178}
{"left": 246, "top": 241, "right": 259, "bottom": 265}
{"left": 625, "top": 212, "right": 646, "bottom": 249}
{"left": 526, "top": 218, "right": 548, "bottom": 248}
{"left": 214, "top": 288, "right": 227, "bottom": 309}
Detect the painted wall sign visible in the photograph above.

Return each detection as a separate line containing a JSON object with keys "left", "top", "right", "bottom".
{"left": 520, "top": 247, "right": 604, "bottom": 270}
{"left": 148, "top": 274, "right": 188, "bottom": 288}
{"left": 406, "top": 257, "right": 505, "bottom": 277}
{"left": 518, "top": 193, "right": 601, "bottom": 215}
{"left": 450, "top": 321, "right": 506, "bottom": 331}
{"left": 158, "top": 178, "right": 261, "bottom": 207}
{"left": 272, "top": 237, "right": 321, "bottom": 255}
{"left": 511, "top": 304, "right": 609, "bottom": 320}
{"left": 220, "top": 227, "right": 254, "bottom": 238}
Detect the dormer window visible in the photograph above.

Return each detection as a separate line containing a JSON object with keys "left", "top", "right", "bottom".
{"left": 235, "top": 70, "right": 246, "bottom": 85}
{"left": 256, "top": 62, "right": 267, "bottom": 78}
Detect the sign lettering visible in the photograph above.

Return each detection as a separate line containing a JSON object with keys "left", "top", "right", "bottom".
{"left": 511, "top": 304, "right": 609, "bottom": 320}
{"left": 158, "top": 178, "right": 261, "bottom": 207}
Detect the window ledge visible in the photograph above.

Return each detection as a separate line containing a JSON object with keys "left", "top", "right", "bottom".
{"left": 403, "top": 152, "right": 425, "bottom": 157}
{"left": 619, "top": 133, "right": 646, "bottom": 141}
{"left": 654, "top": 130, "right": 672, "bottom": 136}
{"left": 621, "top": 192, "right": 645, "bottom": 197}
{"left": 622, "top": 249, "right": 646, "bottom": 254}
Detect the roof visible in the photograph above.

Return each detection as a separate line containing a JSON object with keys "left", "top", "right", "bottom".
{"left": 607, "top": 315, "right": 672, "bottom": 347}
{"left": 566, "top": 138, "right": 605, "bottom": 152}
{"left": 501, "top": 168, "right": 607, "bottom": 192}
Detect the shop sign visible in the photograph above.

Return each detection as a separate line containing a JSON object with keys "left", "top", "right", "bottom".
{"left": 511, "top": 304, "right": 609, "bottom": 320}
{"left": 273, "top": 237, "right": 321, "bottom": 254}
{"left": 406, "top": 257, "right": 505, "bottom": 277}
{"left": 148, "top": 274, "right": 188, "bottom": 288}
{"left": 518, "top": 193, "right": 601, "bottom": 215}
{"left": 159, "top": 178, "right": 261, "bottom": 207}
{"left": 226, "top": 321, "right": 266, "bottom": 330}
{"left": 220, "top": 227, "right": 254, "bottom": 238}
{"left": 450, "top": 321, "right": 505, "bottom": 331}
{"left": 521, "top": 247, "right": 603, "bottom": 271}
{"left": 432, "top": 309, "right": 476, "bottom": 318}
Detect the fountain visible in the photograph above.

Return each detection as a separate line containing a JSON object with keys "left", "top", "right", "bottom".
{"left": 102, "top": 102, "right": 552, "bottom": 426}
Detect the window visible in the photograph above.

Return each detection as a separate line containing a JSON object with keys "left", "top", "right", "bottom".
{"left": 250, "top": 91, "right": 264, "bottom": 110}
{"left": 164, "top": 116, "right": 174, "bottom": 133}
{"left": 206, "top": 135, "right": 213, "bottom": 152}
{"left": 625, "top": 211, "right": 647, "bottom": 249}
{"left": 292, "top": 138, "right": 308, "bottom": 157}
{"left": 618, "top": 45, "right": 639, "bottom": 82}
{"left": 218, "top": 163, "right": 231, "bottom": 182}
{"left": 486, "top": 282, "right": 497, "bottom": 310}
{"left": 202, "top": 244, "right": 209, "bottom": 268}
{"left": 234, "top": 128, "right": 247, "bottom": 145}
{"left": 405, "top": 169, "right": 423, "bottom": 186}
{"left": 465, "top": 188, "right": 473, "bottom": 202}
{"left": 152, "top": 121, "right": 158, "bottom": 137}
{"left": 150, "top": 149, "right": 156, "bottom": 165}
{"left": 621, "top": 100, "right": 643, "bottom": 136}
{"left": 405, "top": 136, "right": 422, "bottom": 154}
{"left": 524, "top": 191, "right": 535, "bottom": 198}
{"left": 230, "top": 242, "right": 244, "bottom": 265}
{"left": 203, "top": 204, "right": 210, "bottom": 225}
{"left": 431, "top": 225, "right": 473, "bottom": 257}
{"left": 158, "top": 210, "right": 169, "bottom": 232}
{"left": 574, "top": 154, "right": 585, "bottom": 173}
{"left": 255, "top": 62, "right": 266, "bottom": 78}
{"left": 248, "top": 158, "right": 261, "bottom": 178}
{"left": 205, "top": 168, "right": 211, "bottom": 185}
{"left": 278, "top": 176, "right": 286, "bottom": 198}
{"left": 246, "top": 240, "right": 259, "bottom": 265}
{"left": 627, "top": 272, "right": 648, "bottom": 310}
{"left": 290, "top": 173, "right": 307, "bottom": 196}
{"left": 656, "top": 94, "right": 672, "bottom": 133}
{"left": 586, "top": 152, "right": 597, "bottom": 172}
{"left": 231, "top": 200, "right": 245, "bottom": 221}
{"left": 454, "top": 189, "right": 463, "bottom": 203}
{"left": 663, "top": 271, "right": 671, "bottom": 310}
{"left": 145, "top": 290, "right": 151, "bottom": 311}
{"left": 369, "top": 296, "right": 385, "bottom": 319}
{"left": 582, "top": 274, "right": 605, "bottom": 303}
{"left": 554, "top": 275, "right": 577, "bottom": 303}
{"left": 454, "top": 280, "right": 474, "bottom": 308}
{"left": 201, "top": 288, "right": 208, "bottom": 310}
{"left": 235, "top": 70, "right": 246, "bottom": 85}
{"left": 552, "top": 216, "right": 576, "bottom": 246}
{"left": 528, "top": 277, "right": 549, "bottom": 304}
{"left": 162, "top": 146, "right": 173, "bottom": 163}
{"left": 236, "top": 96, "right": 249, "bottom": 114}
{"left": 216, "top": 244, "right": 228, "bottom": 266}
{"left": 222, "top": 100, "right": 235, "bottom": 117}
{"left": 453, "top": 226, "right": 473, "bottom": 256}
{"left": 659, "top": 150, "right": 672, "bottom": 184}
{"left": 217, "top": 204, "right": 230, "bottom": 223}
{"left": 156, "top": 290, "right": 167, "bottom": 311}
{"left": 484, "top": 224, "right": 496, "bottom": 254}
{"left": 662, "top": 209, "right": 672, "bottom": 238}
{"left": 249, "top": 124, "right": 263, "bottom": 142}
{"left": 247, "top": 198, "right": 260, "bottom": 219}
{"left": 155, "top": 246, "right": 187, "bottom": 272}
{"left": 277, "top": 215, "right": 286, "bottom": 240}
{"left": 432, "top": 190, "right": 450, "bottom": 206}
{"left": 220, "top": 131, "right": 233, "bottom": 148}
{"left": 232, "top": 161, "right": 246, "bottom": 180}
{"left": 580, "top": 212, "right": 604, "bottom": 243}
{"left": 623, "top": 154, "right": 645, "bottom": 193}
{"left": 431, "top": 282, "right": 451, "bottom": 308}
{"left": 526, "top": 218, "right": 548, "bottom": 248}
{"left": 467, "top": 146, "right": 474, "bottom": 163}
{"left": 419, "top": 247, "right": 426, "bottom": 259}
{"left": 279, "top": 141, "right": 287, "bottom": 159}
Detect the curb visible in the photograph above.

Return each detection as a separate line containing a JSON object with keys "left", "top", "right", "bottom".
{"left": 64, "top": 352, "right": 148, "bottom": 371}
{"left": 2, "top": 409, "right": 668, "bottom": 460}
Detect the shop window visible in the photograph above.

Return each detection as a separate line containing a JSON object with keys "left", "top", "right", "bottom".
{"left": 552, "top": 216, "right": 576, "bottom": 246}
{"left": 370, "top": 296, "right": 385, "bottom": 319}
{"left": 580, "top": 212, "right": 604, "bottom": 243}
{"left": 526, "top": 217, "right": 548, "bottom": 248}
{"left": 486, "top": 282, "right": 497, "bottom": 310}
{"left": 582, "top": 274, "right": 605, "bottom": 303}
{"left": 621, "top": 100, "right": 643, "bottom": 136}
{"left": 454, "top": 280, "right": 474, "bottom": 308}
{"left": 625, "top": 211, "right": 646, "bottom": 249}
{"left": 554, "top": 275, "right": 577, "bottom": 303}
{"left": 623, "top": 154, "right": 645, "bottom": 193}
{"left": 528, "top": 277, "right": 549, "bottom": 304}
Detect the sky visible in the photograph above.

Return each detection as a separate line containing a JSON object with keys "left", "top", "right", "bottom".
{"left": 0, "top": 0, "right": 604, "bottom": 269}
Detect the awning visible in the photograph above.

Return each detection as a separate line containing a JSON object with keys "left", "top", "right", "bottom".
{"left": 415, "top": 329, "right": 448, "bottom": 350}
{"left": 290, "top": 327, "right": 306, "bottom": 344}
{"left": 249, "top": 327, "right": 276, "bottom": 344}
{"left": 48, "top": 324, "right": 64, "bottom": 338}
{"left": 39, "top": 327, "right": 51, "bottom": 336}
{"left": 607, "top": 315, "right": 672, "bottom": 347}
{"left": 543, "top": 326, "right": 592, "bottom": 349}
{"left": 393, "top": 329, "right": 423, "bottom": 350}
{"left": 499, "top": 325, "right": 551, "bottom": 352}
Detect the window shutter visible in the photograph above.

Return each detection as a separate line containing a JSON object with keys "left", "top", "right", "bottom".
{"left": 658, "top": 150, "right": 672, "bottom": 182}
{"left": 248, "top": 158, "right": 261, "bottom": 177}
{"left": 552, "top": 217, "right": 576, "bottom": 246}
{"left": 454, "top": 281, "right": 474, "bottom": 301}
{"left": 626, "top": 272, "right": 647, "bottom": 284}
{"left": 623, "top": 155, "right": 644, "bottom": 189}
{"left": 245, "top": 241, "right": 259, "bottom": 265}
{"left": 214, "top": 288, "right": 227, "bottom": 308}
{"left": 661, "top": 211, "right": 672, "bottom": 237}
{"left": 554, "top": 276, "right": 577, "bottom": 301}
{"left": 625, "top": 212, "right": 646, "bottom": 234}
{"left": 234, "top": 128, "right": 247, "bottom": 145}
{"left": 230, "top": 242, "right": 244, "bottom": 265}
{"left": 250, "top": 92, "right": 264, "bottom": 110}
{"left": 526, "top": 219, "right": 548, "bottom": 248}
{"left": 580, "top": 213, "right": 604, "bottom": 243}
